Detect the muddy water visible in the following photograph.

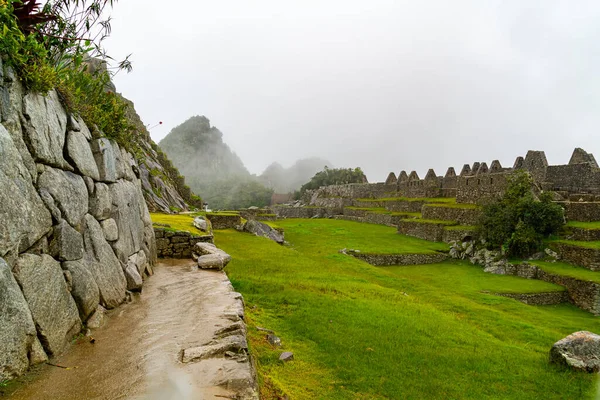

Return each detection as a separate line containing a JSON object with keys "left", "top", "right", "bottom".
{"left": 6, "top": 259, "right": 243, "bottom": 400}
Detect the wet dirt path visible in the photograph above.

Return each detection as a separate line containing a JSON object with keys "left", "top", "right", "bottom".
{"left": 5, "top": 259, "right": 253, "bottom": 400}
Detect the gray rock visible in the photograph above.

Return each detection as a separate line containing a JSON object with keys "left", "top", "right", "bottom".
{"left": 38, "top": 188, "right": 61, "bottom": 222}
{"left": 22, "top": 90, "right": 71, "bottom": 169}
{"left": 37, "top": 166, "right": 88, "bottom": 227}
{"left": 182, "top": 335, "right": 248, "bottom": 363}
{"left": 49, "top": 220, "right": 84, "bottom": 261}
{"left": 62, "top": 259, "right": 100, "bottom": 321}
{"left": 13, "top": 254, "right": 81, "bottom": 356}
{"left": 267, "top": 334, "right": 282, "bottom": 347}
{"left": 110, "top": 140, "right": 127, "bottom": 180}
{"left": 91, "top": 138, "right": 117, "bottom": 182}
{"left": 29, "top": 337, "right": 48, "bottom": 366}
{"left": 109, "top": 179, "right": 145, "bottom": 264}
{"left": 279, "top": 352, "right": 294, "bottom": 362}
{"left": 0, "top": 124, "right": 52, "bottom": 258}
{"left": 128, "top": 250, "right": 148, "bottom": 276}
{"left": 82, "top": 176, "right": 94, "bottom": 195}
{"left": 0, "top": 258, "right": 37, "bottom": 381}
{"left": 89, "top": 182, "right": 112, "bottom": 221}
{"left": 545, "top": 248, "right": 560, "bottom": 260}
{"left": 243, "top": 220, "right": 285, "bottom": 244}
{"left": 198, "top": 253, "right": 226, "bottom": 270}
{"left": 67, "top": 114, "right": 80, "bottom": 132}
{"left": 193, "top": 216, "right": 208, "bottom": 231}
{"left": 101, "top": 218, "right": 119, "bottom": 241}
{"left": 194, "top": 242, "right": 219, "bottom": 255}
{"left": 124, "top": 260, "right": 143, "bottom": 291}
{"left": 82, "top": 214, "right": 127, "bottom": 309}
{"left": 86, "top": 305, "right": 106, "bottom": 329}
{"left": 550, "top": 331, "right": 600, "bottom": 372}
{"left": 120, "top": 147, "right": 137, "bottom": 181}
{"left": 78, "top": 117, "right": 92, "bottom": 140}
{"left": 66, "top": 130, "right": 100, "bottom": 180}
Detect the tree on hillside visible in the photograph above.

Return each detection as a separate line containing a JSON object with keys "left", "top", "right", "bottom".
{"left": 296, "top": 167, "right": 367, "bottom": 197}
{"left": 478, "top": 171, "right": 564, "bottom": 257}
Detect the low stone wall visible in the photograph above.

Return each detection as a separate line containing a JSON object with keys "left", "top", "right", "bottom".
{"left": 352, "top": 199, "right": 385, "bottom": 208}
{"left": 351, "top": 252, "right": 448, "bottom": 266}
{"left": 239, "top": 208, "right": 272, "bottom": 220}
{"left": 154, "top": 228, "right": 213, "bottom": 258}
{"left": 313, "top": 197, "right": 353, "bottom": 208}
{"left": 566, "top": 227, "right": 600, "bottom": 241}
{"left": 421, "top": 205, "right": 481, "bottom": 225}
{"left": 493, "top": 291, "right": 569, "bottom": 305}
{"left": 334, "top": 214, "right": 402, "bottom": 228}
{"left": 561, "top": 202, "right": 600, "bottom": 222}
{"left": 487, "top": 262, "right": 600, "bottom": 315}
{"left": 550, "top": 242, "right": 600, "bottom": 271}
{"left": 442, "top": 227, "right": 477, "bottom": 243}
{"left": 273, "top": 206, "right": 340, "bottom": 219}
{"left": 398, "top": 220, "right": 447, "bottom": 242}
{"left": 207, "top": 214, "right": 242, "bottom": 229}
{"left": 256, "top": 214, "right": 278, "bottom": 221}
{"left": 384, "top": 200, "right": 426, "bottom": 213}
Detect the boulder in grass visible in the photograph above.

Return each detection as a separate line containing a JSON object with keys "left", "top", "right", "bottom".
{"left": 243, "top": 220, "right": 284, "bottom": 244}
{"left": 549, "top": 331, "right": 600, "bottom": 372}
{"left": 198, "top": 253, "right": 228, "bottom": 270}
{"left": 193, "top": 216, "right": 208, "bottom": 232}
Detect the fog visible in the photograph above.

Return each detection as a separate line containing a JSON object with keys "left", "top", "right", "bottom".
{"left": 105, "top": 0, "right": 600, "bottom": 182}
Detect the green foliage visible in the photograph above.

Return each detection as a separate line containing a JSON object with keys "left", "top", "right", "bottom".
{"left": 0, "top": 2, "right": 56, "bottom": 92}
{"left": 299, "top": 166, "right": 367, "bottom": 195}
{"left": 478, "top": 171, "right": 564, "bottom": 257}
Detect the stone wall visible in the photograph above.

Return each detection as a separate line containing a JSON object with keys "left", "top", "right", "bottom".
{"left": 421, "top": 205, "right": 482, "bottom": 225}
{"left": 561, "top": 202, "right": 600, "bottom": 222}
{"left": 154, "top": 228, "right": 213, "bottom": 258}
{"left": 351, "top": 252, "right": 448, "bottom": 266}
{"left": 550, "top": 242, "right": 600, "bottom": 271}
{"left": 442, "top": 227, "right": 477, "bottom": 243}
{"left": 487, "top": 262, "right": 600, "bottom": 315}
{"left": 0, "top": 65, "right": 156, "bottom": 381}
{"left": 273, "top": 206, "right": 331, "bottom": 219}
{"left": 566, "top": 227, "right": 600, "bottom": 241}
{"left": 397, "top": 220, "right": 449, "bottom": 242}
{"left": 206, "top": 214, "right": 242, "bottom": 229}
{"left": 494, "top": 291, "right": 569, "bottom": 305}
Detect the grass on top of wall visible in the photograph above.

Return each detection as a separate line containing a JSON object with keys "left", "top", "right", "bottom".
{"left": 565, "top": 221, "right": 600, "bottom": 230}
{"left": 444, "top": 225, "right": 477, "bottom": 231}
{"left": 400, "top": 218, "right": 458, "bottom": 226}
{"left": 214, "top": 218, "right": 600, "bottom": 399}
{"left": 275, "top": 219, "right": 448, "bottom": 254}
{"left": 530, "top": 261, "right": 600, "bottom": 283}
{"left": 423, "top": 202, "right": 481, "bottom": 210}
{"left": 150, "top": 212, "right": 204, "bottom": 235}
{"left": 553, "top": 239, "right": 600, "bottom": 250}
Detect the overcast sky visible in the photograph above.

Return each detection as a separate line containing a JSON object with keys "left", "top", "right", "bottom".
{"left": 105, "top": 1, "right": 600, "bottom": 182}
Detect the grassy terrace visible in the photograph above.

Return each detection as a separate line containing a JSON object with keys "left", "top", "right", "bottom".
{"left": 553, "top": 239, "right": 600, "bottom": 250}
{"left": 444, "top": 224, "right": 477, "bottom": 231}
{"left": 423, "top": 202, "right": 481, "bottom": 210}
{"left": 566, "top": 221, "right": 600, "bottom": 230}
{"left": 277, "top": 219, "right": 448, "bottom": 254}
{"left": 530, "top": 261, "right": 600, "bottom": 283}
{"left": 213, "top": 218, "right": 600, "bottom": 399}
{"left": 345, "top": 206, "right": 421, "bottom": 218}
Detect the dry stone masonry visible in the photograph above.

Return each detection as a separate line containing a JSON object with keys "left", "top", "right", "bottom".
{"left": 0, "top": 63, "right": 155, "bottom": 381}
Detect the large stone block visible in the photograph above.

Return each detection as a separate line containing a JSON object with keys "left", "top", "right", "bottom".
{"left": 49, "top": 219, "right": 84, "bottom": 261}
{"left": 89, "top": 182, "right": 112, "bottom": 221}
{"left": 91, "top": 138, "right": 117, "bottom": 182}
{"left": 22, "top": 90, "right": 70, "bottom": 169}
{"left": 66, "top": 130, "right": 100, "bottom": 180}
{"left": 82, "top": 214, "right": 126, "bottom": 309}
{"left": 13, "top": 254, "right": 81, "bottom": 356}
{"left": 109, "top": 180, "right": 145, "bottom": 263}
{"left": 0, "top": 258, "right": 37, "bottom": 381}
{"left": 62, "top": 260, "right": 100, "bottom": 321}
{"left": 37, "top": 166, "right": 88, "bottom": 227}
{"left": 0, "top": 124, "right": 52, "bottom": 258}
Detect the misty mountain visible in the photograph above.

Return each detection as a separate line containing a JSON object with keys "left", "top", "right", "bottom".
{"left": 158, "top": 116, "right": 271, "bottom": 209}
{"left": 259, "top": 157, "right": 332, "bottom": 193}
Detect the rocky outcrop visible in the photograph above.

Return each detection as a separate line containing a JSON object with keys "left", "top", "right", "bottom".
{"left": 242, "top": 220, "right": 285, "bottom": 244}
{"left": 550, "top": 331, "right": 600, "bottom": 372}
{"left": 0, "top": 65, "right": 157, "bottom": 381}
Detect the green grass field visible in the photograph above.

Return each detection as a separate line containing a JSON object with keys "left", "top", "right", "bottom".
{"left": 530, "top": 261, "right": 600, "bottom": 283}
{"left": 210, "top": 218, "right": 600, "bottom": 399}
{"left": 566, "top": 221, "right": 600, "bottom": 230}
{"left": 554, "top": 239, "right": 600, "bottom": 250}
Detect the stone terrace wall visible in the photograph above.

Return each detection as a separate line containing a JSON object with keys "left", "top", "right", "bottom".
{"left": 351, "top": 252, "right": 448, "bottom": 266}
{"left": 0, "top": 65, "right": 155, "bottom": 381}
{"left": 206, "top": 214, "right": 242, "bottom": 229}
{"left": 397, "top": 220, "right": 449, "bottom": 242}
{"left": 550, "top": 242, "right": 600, "bottom": 271}
{"left": 154, "top": 228, "right": 213, "bottom": 258}
{"left": 488, "top": 263, "right": 600, "bottom": 315}
{"left": 560, "top": 202, "right": 600, "bottom": 222}
{"left": 494, "top": 291, "right": 569, "bottom": 305}
{"left": 421, "top": 205, "right": 482, "bottom": 225}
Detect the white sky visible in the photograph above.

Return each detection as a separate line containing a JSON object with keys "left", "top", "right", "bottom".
{"left": 105, "top": 0, "right": 600, "bottom": 182}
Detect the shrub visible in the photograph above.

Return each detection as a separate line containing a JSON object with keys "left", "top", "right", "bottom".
{"left": 299, "top": 166, "right": 367, "bottom": 195}
{"left": 478, "top": 171, "right": 564, "bottom": 257}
